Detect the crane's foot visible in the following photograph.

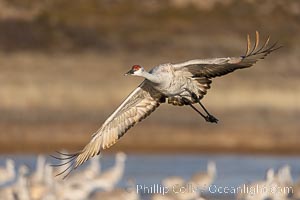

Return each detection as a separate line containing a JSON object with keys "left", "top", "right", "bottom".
{"left": 205, "top": 115, "right": 219, "bottom": 123}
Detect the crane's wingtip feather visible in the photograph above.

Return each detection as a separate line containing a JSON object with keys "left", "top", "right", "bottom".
{"left": 242, "top": 32, "right": 281, "bottom": 59}
{"left": 50, "top": 151, "right": 80, "bottom": 178}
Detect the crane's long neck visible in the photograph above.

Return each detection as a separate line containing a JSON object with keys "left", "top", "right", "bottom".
{"left": 140, "top": 71, "right": 161, "bottom": 84}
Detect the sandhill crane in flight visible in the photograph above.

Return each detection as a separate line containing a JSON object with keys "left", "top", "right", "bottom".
{"left": 53, "top": 32, "right": 281, "bottom": 177}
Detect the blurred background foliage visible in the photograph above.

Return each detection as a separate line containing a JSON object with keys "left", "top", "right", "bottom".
{"left": 0, "top": 0, "right": 299, "bottom": 52}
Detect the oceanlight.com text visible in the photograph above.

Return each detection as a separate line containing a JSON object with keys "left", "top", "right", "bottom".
{"left": 135, "top": 183, "right": 293, "bottom": 196}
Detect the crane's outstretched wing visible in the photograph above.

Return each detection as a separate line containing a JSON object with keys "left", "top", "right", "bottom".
{"left": 53, "top": 81, "right": 163, "bottom": 177}
{"left": 172, "top": 31, "right": 281, "bottom": 78}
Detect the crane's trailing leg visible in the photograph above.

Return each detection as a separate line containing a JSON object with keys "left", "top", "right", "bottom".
{"left": 181, "top": 96, "right": 218, "bottom": 123}
{"left": 198, "top": 101, "right": 218, "bottom": 123}
{"left": 183, "top": 89, "right": 218, "bottom": 123}
{"left": 189, "top": 104, "right": 207, "bottom": 120}
{"left": 192, "top": 92, "right": 218, "bottom": 123}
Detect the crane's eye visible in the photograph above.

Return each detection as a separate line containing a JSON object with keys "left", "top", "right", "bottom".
{"left": 132, "top": 65, "right": 141, "bottom": 71}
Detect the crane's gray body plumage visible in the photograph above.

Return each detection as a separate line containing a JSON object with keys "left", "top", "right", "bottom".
{"left": 54, "top": 32, "right": 281, "bottom": 177}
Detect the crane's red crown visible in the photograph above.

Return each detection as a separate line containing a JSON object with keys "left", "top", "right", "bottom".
{"left": 132, "top": 65, "right": 141, "bottom": 71}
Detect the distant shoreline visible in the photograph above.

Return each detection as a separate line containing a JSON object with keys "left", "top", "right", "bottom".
{"left": 1, "top": 121, "right": 299, "bottom": 155}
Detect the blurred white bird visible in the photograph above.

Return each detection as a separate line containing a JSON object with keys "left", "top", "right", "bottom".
{"left": 40, "top": 164, "right": 57, "bottom": 200}
{"left": 292, "top": 178, "right": 300, "bottom": 199}
{"left": 162, "top": 176, "right": 186, "bottom": 188}
{"left": 240, "top": 168, "right": 275, "bottom": 200}
{"left": 151, "top": 193, "right": 177, "bottom": 200}
{"left": 189, "top": 161, "right": 217, "bottom": 190}
{"left": 277, "top": 164, "right": 293, "bottom": 187}
{"left": 30, "top": 155, "right": 46, "bottom": 184}
{"left": 14, "top": 165, "right": 31, "bottom": 200}
{"left": 57, "top": 152, "right": 126, "bottom": 200}
{"left": 158, "top": 162, "right": 216, "bottom": 200}
{"left": 91, "top": 179, "right": 140, "bottom": 200}
{"left": 90, "top": 152, "right": 127, "bottom": 191}
{"left": 64, "top": 156, "right": 102, "bottom": 186}
{"left": 0, "top": 159, "right": 16, "bottom": 185}
{"left": 84, "top": 156, "right": 101, "bottom": 179}
{"left": 57, "top": 180, "right": 100, "bottom": 200}
{"left": 268, "top": 165, "right": 293, "bottom": 200}
{"left": 0, "top": 163, "right": 27, "bottom": 200}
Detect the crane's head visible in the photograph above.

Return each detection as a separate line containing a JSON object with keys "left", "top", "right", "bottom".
{"left": 125, "top": 65, "right": 144, "bottom": 76}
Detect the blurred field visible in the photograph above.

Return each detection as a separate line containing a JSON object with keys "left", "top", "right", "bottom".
{"left": 0, "top": 0, "right": 299, "bottom": 154}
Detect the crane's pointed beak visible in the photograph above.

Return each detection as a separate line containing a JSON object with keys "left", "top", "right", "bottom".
{"left": 124, "top": 69, "right": 134, "bottom": 76}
